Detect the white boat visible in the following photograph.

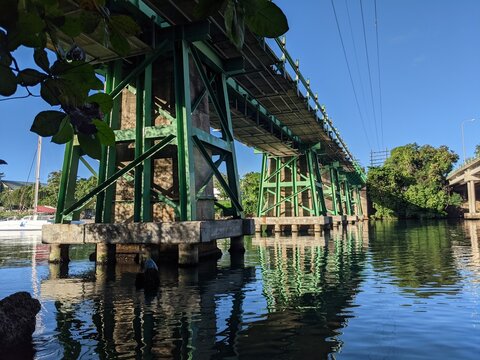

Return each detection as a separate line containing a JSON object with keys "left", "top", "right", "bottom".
{"left": 0, "top": 215, "right": 53, "bottom": 232}
{"left": 1, "top": 137, "right": 54, "bottom": 233}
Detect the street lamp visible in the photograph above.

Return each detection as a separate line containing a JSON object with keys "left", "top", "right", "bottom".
{"left": 462, "top": 118, "right": 476, "bottom": 164}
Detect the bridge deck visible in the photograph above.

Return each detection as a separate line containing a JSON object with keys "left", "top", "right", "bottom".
{"left": 57, "top": 0, "right": 358, "bottom": 172}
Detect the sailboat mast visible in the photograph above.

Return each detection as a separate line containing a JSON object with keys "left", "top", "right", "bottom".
{"left": 33, "top": 136, "right": 42, "bottom": 214}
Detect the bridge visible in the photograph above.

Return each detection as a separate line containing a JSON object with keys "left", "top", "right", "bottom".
{"left": 447, "top": 157, "right": 480, "bottom": 219}
{"left": 42, "top": 0, "right": 367, "bottom": 266}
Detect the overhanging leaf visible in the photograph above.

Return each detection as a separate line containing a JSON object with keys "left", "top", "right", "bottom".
{"left": 7, "top": 11, "right": 46, "bottom": 50}
{"left": 245, "top": 0, "right": 289, "bottom": 38}
{"left": 78, "top": 133, "right": 102, "bottom": 159}
{"left": 194, "top": 0, "right": 226, "bottom": 18}
{"left": 52, "top": 116, "right": 74, "bottom": 144}
{"left": 0, "top": 0, "right": 18, "bottom": 31}
{"left": 31, "top": 111, "right": 66, "bottom": 137}
{"left": 87, "top": 92, "right": 113, "bottom": 114}
{"left": 0, "top": 66, "right": 17, "bottom": 96}
{"left": 34, "top": 49, "right": 50, "bottom": 72}
{"left": 40, "top": 79, "right": 62, "bottom": 105}
{"left": 110, "top": 15, "right": 140, "bottom": 36}
{"left": 225, "top": 0, "right": 245, "bottom": 50}
{"left": 17, "top": 68, "right": 47, "bottom": 87}
{"left": 92, "top": 119, "right": 115, "bottom": 146}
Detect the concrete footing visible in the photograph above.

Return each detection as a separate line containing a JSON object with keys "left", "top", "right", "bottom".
{"left": 48, "top": 244, "right": 70, "bottom": 264}
{"left": 254, "top": 216, "right": 335, "bottom": 235}
{"left": 43, "top": 219, "right": 254, "bottom": 266}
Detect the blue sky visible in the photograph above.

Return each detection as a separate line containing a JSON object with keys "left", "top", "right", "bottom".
{"left": 1, "top": 0, "right": 480, "bottom": 182}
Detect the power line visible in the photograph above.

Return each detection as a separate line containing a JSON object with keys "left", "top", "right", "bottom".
{"left": 344, "top": 0, "right": 370, "bottom": 123}
{"left": 329, "top": 0, "right": 372, "bottom": 150}
{"left": 374, "top": 0, "right": 385, "bottom": 149}
{"left": 360, "top": 0, "right": 380, "bottom": 150}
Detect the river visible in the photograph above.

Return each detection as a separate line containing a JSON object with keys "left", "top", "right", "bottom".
{"left": 0, "top": 220, "right": 479, "bottom": 359}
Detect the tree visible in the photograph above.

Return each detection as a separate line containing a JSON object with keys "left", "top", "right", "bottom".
{"left": 367, "top": 143, "right": 462, "bottom": 219}
{"left": 1, "top": 1, "right": 288, "bottom": 160}
{"left": 0, "top": 0, "right": 139, "bottom": 158}
{"left": 240, "top": 172, "right": 260, "bottom": 217}
{"left": 475, "top": 144, "right": 480, "bottom": 158}
{"left": 40, "top": 171, "right": 97, "bottom": 207}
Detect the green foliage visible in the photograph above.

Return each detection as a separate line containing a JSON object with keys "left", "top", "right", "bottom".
{"left": 213, "top": 173, "right": 229, "bottom": 200}
{"left": 240, "top": 172, "right": 260, "bottom": 217}
{"left": 195, "top": 0, "right": 289, "bottom": 49}
{"left": 367, "top": 143, "right": 461, "bottom": 219}
{"left": 0, "top": 171, "right": 97, "bottom": 210}
{"left": 0, "top": 0, "right": 141, "bottom": 159}
{"left": 475, "top": 144, "right": 480, "bottom": 158}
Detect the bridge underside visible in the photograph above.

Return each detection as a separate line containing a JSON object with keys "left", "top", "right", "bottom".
{"left": 43, "top": 1, "right": 367, "bottom": 265}
{"left": 448, "top": 158, "right": 480, "bottom": 219}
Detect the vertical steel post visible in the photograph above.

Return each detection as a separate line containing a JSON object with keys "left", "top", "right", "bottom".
{"left": 257, "top": 153, "right": 268, "bottom": 216}
{"left": 133, "top": 74, "right": 145, "bottom": 222}
{"left": 292, "top": 156, "right": 298, "bottom": 217}
{"left": 343, "top": 180, "right": 353, "bottom": 215}
{"left": 306, "top": 150, "right": 319, "bottom": 216}
{"left": 355, "top": 186, "right": 364, "bottom": 216}
{"left": 218, "top": 73, "right": 243, "bottom": 218}
{"left": 313, "top": 152, "right": 327, "bottom": 216}
{"left": 174, "top": 37, "right": 196, "bottom": 221}
{"left": 275, "top": 157, "right": 281, "bottom": 217}
{"left": 142, "top": 63, "right": 153, "bottom": 222}
{"left": 99, "top": 61, "right": 122, "bottom": 223}
{"left": 55, "top": 141, "right": 73, "bottom": 223}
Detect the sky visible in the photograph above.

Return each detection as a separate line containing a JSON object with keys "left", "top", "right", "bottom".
{"left": 1, "top": 0, "right": 480, "bottom": 182}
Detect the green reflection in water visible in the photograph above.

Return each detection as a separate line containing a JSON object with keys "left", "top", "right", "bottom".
{"left": 369, "top": 221, "right": 461, "bottom": 297}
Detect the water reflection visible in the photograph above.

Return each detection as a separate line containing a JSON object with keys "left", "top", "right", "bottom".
{"left": 369, "top": 221, "right": 463, "bottom": 297}
{"left": 38, "top": 226, "right": 367, "bottom": 359}
{"left": 2, "top": 221, "right": 480, "bottom": 359}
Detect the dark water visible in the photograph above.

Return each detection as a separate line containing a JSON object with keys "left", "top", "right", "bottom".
{"left": 1, "top": 221, "right": 479, "bottom": 359}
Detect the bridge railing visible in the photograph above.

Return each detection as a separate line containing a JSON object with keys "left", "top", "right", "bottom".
{"left": 267, "top": 37, "right": 366, "bottom": 182}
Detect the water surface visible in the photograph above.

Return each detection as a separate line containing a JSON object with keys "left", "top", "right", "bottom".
{"left": 0, "top": 220, "right": 479, "bottom": 359}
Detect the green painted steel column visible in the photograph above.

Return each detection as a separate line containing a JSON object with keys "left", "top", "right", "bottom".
{"left": 174, "top": 37, "right": 196, "bottom": 221}
{"left": 142, "top": 63, "right": 153, "bottom": 222}
{"left": 257, "top": 153, "right": 268, "bottom": 216}
{"left": 292, "top": 156, "right": 298, "bottom": 217}
{"left": 218, "top": 73, "right": 243, "bottom": 219}
{"left": 306, "top": 150, "right": 320, "bottom": 216}
{"left": 99, "top": 60, "right": 122, "bottom": 223}
{"left": 343, "top": 180, "right": 353, "bottom": 216}
{"left": 355, "top": 186, "right": 364, "bottom": 216}
{"left": 55, "top": 141, "right": 74, "bottom": 223}
{"left": 95, "top": 65, "right": 113, "bottom": 223}
{"left": 334, "top": 167, "right": 344, "bottom": 215}
{"left": 313, "top": 152, "right": 327, "bottom": 216}
{"left": 275, "top": 157, "right": 281, "bottom": 217}
{"left": 330, "top": 165, "right": 343, "bottom": 216}
{"left": 133, "top": 74, "right": 145, "bottom": 222}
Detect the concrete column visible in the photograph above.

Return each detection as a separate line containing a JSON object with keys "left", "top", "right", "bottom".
{"left": 274, "top": 224, "right": 281, "bottom": 233}
{"left": 229, "top": 236, "right": 245, "bottom": 253}
{"left": 96, "top": 243, "right": 116, "bottom": 264}
{"left": 48, "top": 244, "right": 70, "bottom": 264}
{"left": 314, "top": 224, "right": 321, "bottom": 233}
{"left": 467, "top": 181, "right": 477, "bottom": 214}
{"left": 291, "top": 224, "right": 298, "bottom": 234}
{"left": 178, "top": 243, "right": 199, "bottom": 266}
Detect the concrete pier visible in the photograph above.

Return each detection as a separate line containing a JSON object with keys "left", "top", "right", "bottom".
{"left": 447, "top": 158, "right": 480, "bottom": 219}
{"left": 42, "top": 219, "right": 254, "bottom": 266}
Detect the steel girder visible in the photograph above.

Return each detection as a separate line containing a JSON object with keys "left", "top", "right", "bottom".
{"left": 55, "top": 25, "right": 244, "bottom": 224}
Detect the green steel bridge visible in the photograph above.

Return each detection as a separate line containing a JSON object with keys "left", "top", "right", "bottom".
{"left": 55, "top": 0, "right": 367, "bottom": 229}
